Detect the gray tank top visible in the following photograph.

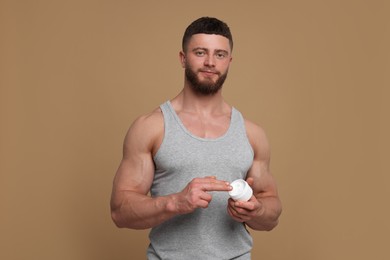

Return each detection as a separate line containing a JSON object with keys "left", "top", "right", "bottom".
{"left": 147, "top": 101, "right": 254, "bottom": 260}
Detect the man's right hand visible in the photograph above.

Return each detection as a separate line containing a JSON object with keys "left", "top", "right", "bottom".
{"left": 167, "top": 176, "right": 232, "bottom": 214}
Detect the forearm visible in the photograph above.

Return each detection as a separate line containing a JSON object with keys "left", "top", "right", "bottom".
{"left": 111, "top": 191, "right": 178, "bottom": 230}
{"left": 245, "top": 196, "right": 282, "bottom": 231}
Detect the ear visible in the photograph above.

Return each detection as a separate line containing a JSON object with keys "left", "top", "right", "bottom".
{"left": 179, "top": 51, "right": 186, "bottom": 68}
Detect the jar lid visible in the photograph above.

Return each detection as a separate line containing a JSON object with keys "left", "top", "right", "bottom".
{"left": 228, "top": 179, "right": 253, "bottom": 201}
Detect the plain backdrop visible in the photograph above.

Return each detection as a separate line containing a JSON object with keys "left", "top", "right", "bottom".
{"left": 1, "top": 0, "right": 389, "bottom": 259}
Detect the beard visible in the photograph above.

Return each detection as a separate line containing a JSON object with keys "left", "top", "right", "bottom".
{"left": 185, "top": 65, "right": 228, "bottom": 96}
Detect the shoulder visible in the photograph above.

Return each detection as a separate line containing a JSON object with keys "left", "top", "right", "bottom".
{"left": 243, "top": 118, "right": 270, "bottom": 161}
{"left": 123, "top": 107, "right": 164, "bottom": 155}
{"left": 130, "top": 107, "right": 164, "bottom": 132}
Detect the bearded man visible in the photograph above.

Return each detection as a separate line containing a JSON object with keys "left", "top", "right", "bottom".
{"left": 110, "top": 17, "right": 282, "bottom": 260}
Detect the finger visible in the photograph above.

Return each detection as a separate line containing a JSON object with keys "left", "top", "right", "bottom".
{"left": 246, "top": 177, "right": 254, "bottom": 187}
{"left": 200, "top": 191, "right": 212, "bottom": 202}
{"left": 196, "top": 192, "right": 214, "bottom": 208}
{"left": 227, "top": 206, "right": 246, "bottom": 222}
{"left": 228, "top": 199, "right": 248, "bottom": 215}
{"left": 231, "top": 203, "right": 251, "bottom": 215}
{"left": 201, "top": 182, "right": 232, "bottom": 192}
{"left": 227, "top": 205, "right": 240, "bottom": 218}
{"left": 234, "top": 200, "right": 256, "bottom": 211}
{"left": 197, "top": 199, "right": 210, "bottom": 208}
{"left": 193, "top": 178, "right": 231, "bottom": 191}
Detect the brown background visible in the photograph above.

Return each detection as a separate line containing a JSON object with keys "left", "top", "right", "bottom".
{"left": 1, "top": 0, "right": 389, "bottom": 259}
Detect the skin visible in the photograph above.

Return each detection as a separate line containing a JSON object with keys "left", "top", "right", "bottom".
{"left": 110, "top": 33, "right": 282, "bottom": 231}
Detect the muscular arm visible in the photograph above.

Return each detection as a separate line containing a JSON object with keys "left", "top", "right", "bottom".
{"left": 110, "top": 109, "right": 232, "bottom": 229}
{"left": 110, "top": 111, "right": 174, "bottom": 229}
{"left": 227, "top": 120, "right": 282, "bottom": 231}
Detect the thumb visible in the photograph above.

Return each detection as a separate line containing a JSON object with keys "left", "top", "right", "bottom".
{"left": 246, "top": 177, "right": 254, "bottom": 187}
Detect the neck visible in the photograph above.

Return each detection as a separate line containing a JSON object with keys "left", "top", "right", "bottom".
{"left": 172, "top": 84, "right": 227, "bottom": 114}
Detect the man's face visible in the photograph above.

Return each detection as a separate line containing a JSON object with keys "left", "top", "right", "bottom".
{"left": 180, "top": 34, "right": 232, "bottom": 95}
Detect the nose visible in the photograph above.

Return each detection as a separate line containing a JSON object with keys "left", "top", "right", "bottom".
{"left": 204, "top": 55, "right": 216, "bottom": 67}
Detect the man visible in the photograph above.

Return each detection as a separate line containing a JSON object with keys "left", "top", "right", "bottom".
{"left": 110, "top": 17, "right": 282, "bottom": 259}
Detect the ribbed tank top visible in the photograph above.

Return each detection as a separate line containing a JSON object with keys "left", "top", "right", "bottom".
{"left": 147, "top": 101, "right": 254, "bottom": 260}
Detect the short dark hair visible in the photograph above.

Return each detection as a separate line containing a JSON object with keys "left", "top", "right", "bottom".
{"left": 182, "top": 17, "right": 233, "bottom": 52}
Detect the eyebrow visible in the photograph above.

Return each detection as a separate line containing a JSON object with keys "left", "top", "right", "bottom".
{"left": 191, "top": 47, "right": 230, "bottom": 55}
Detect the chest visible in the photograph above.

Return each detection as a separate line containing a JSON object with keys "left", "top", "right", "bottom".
{"left": 153, "top": 134, "right": 254, "bottom": 191}
{"left": 177, "top": 112, "right": 231, "bottom": 139}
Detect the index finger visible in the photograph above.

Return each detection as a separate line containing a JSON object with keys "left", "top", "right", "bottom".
{"left": 201, "top": 179, "right": 232, "bottom": 192}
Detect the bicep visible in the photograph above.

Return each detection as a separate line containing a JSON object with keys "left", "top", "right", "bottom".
{"left": 247, "top": 158, "right": 278, "bottom": 199}
{"left": 113, "top": 151, "right": 155, "bottom": 195}
{"left": 110, "top": 150, "right": 155, "bottom": 212}
{"left": 112, "top": 114, "right": 161, "bottom": 200}
{"left": 245, "top": 120, "right": 278, "bottom": 197}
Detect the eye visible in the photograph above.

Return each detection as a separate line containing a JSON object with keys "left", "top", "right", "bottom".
{"left": 215, "top": 52, "right": 227, "bottom": 59}
{"left": 195, "top": 50, "right": 206, "bottom": 56}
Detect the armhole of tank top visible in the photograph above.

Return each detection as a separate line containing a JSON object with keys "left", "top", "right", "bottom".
{"left": 153, "top": 104, "right": 167, "bottom": 161}
{"left": 237, "top": 110, "right": 255, "bottom": 158}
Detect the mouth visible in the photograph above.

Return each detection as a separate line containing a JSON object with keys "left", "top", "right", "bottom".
{"left": 199, "top": 70, "right": 219, "bottom": 77}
